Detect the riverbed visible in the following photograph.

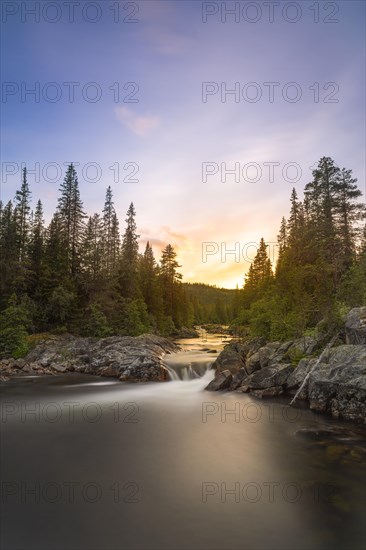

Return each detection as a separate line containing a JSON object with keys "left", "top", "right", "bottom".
{"left": 1, "top": 334, "right": 365, "bottom": 550}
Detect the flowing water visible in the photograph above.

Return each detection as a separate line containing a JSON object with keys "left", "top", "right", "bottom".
{"left": 1, "top": 334, "right": 365, "bottom": 550}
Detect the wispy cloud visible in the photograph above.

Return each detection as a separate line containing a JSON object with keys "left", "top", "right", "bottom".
{"left": 115, "top": 106, "right": 160, "bottom": 137}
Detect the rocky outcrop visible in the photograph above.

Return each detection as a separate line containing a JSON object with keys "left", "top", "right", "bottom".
{"left": 290, "top": 345, "right": 366, "bottom": 423}
{"left": 0, "top": 334, "right": 179, "bottom": 383}
{"left": 205, "top": 370, "right": 233, "bottom": 391}
{"left": 205, "top": 307, "right": 366, "bottom": 424}
{"left": 172, "top": 326, "right": 200, "bottom": 338}
{"left": 238, "top": 364, "right": 293, "bottom": 394}
{"left": 344, "top": 307, "right": 366, "bottom": 344}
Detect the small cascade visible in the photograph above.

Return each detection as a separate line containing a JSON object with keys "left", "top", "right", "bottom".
{"left": 162, "top": 332, "right": 224, "bottom": 382}
{"left": 164, "top": 364, "right": 180, "bottom": 381}
{"left": 163, "top": 356, "right": 214, "bottom": 381}
{"left": 181, "top": 365, "right": 200, "bottom": 380}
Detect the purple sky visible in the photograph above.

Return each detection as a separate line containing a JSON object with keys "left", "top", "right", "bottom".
{"left": 1, "top": 0, "right": 365, "bottom": 287}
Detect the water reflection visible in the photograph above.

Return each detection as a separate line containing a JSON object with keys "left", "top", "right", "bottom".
{"left": 1, "top": 335, "right": 365, "bottom": 550}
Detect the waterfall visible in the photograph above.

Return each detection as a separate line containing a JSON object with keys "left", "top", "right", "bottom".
{"left": 162, "top": 333, "right": 222, "bottom": 382}
{"left": 164, "top": 362, "right": 202, "bottom": 381}
{"left": 163, "top": 364, "right": 180, "bottom": 381}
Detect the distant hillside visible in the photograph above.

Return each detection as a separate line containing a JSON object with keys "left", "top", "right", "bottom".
{"left": 183, "top": 283, "right": 241, "bottom": 324}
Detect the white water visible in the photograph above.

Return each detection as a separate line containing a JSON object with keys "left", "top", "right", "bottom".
{"left": 162, "top": 332, "right": 227, "bottom": 382}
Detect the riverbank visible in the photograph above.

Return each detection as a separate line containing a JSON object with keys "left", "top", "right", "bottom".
{"left": 0, "top": 334, "right": 180, "bottom": 383}
{"left": 205, "top": 307, "right": 366, "bottom": 424}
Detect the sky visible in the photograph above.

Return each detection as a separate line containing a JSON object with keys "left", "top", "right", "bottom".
{"left": 1, "top": 0, "right": 365, "bottom": 288}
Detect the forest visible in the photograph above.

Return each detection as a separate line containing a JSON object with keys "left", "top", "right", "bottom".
{"left": 235, "top": 156, "right": 366, "bottom": 341}
{"left": 0, "top": 156, "right": 365, "bottom": 357}
{"left": 0, "top": 164, "right": 235, "bottom": 357}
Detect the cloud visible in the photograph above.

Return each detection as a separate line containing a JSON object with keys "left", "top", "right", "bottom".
{"left": 115, "top": 107, "right": 160, "bottom": 137}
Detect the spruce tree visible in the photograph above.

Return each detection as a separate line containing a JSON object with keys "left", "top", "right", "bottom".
{"left": 57, "top": 164, "right": 86, "bottom": 275}
{"left": 14, "top": 167, "right": 31, "bottom": 263}
{"left": 102, "top": 186, "right": 120, "bottom": 276}
{"left": 118, "top": 203, "right": 140, "bottom": 299}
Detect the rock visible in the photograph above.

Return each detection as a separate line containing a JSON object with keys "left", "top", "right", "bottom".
{"left": 250, "top": 386, "right": 284, "bottom": 398}
{"left": 52, "top": 364, "right": 68, "bottom": 373}
{"left": 205, "top": 370, "right": 232, "bottom": 391}
{"left": 238, "top": 364, "right": 293, "bottom": 391}
{"left": 258, "top": 342, "right": 283, "bottom": 368}
{"left": 212, "top": 342, "right": 246, "bottom": 375}
{"left": 286, "top": 336, "right": 319, "bottom": 359}
{"left": 287, "top": 358, "right": 315, "bottom": 391}
{"left": 246, "top": 341, "right": 293, "bottom": 372}
{"left": 230, "top": 368, "right": 248, "bottom": 390}
{"left": 345, "top": 307, "right": 366, "bottom": 344}
{"left": 172, "top": 327, "right": 200, "bottom": 338}
{"left": 245, "top": 351, "right": 261, "bottom": 374}
{"left": 1, "top": 334, "right": 180, "bottom": 384}
{"left": 295, "top": 426, "right": 366, "bottom": 444}
{"left": 13, "top": 358, "right": 26, "bottom": 369}
{"left": 201, "top": 324, "right": 231, "bottom": 335}
{"left": 302, "top": 345, "right": 366, "bottom": 423}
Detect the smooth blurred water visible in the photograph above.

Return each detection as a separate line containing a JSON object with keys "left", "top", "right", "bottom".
{"left": 1, "top": 335, "right": 365, "bottom": 550}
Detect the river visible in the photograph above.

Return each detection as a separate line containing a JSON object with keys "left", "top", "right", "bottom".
{"left": 1, "top": 334, "right": 365, "bottom": 550}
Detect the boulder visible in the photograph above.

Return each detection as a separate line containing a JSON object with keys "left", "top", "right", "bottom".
{"left": 286, "top": 336, "right": 319, "bottom": 359}
{"left": 345, "top": 307, "right": 366, "bottom": 344}
{"left": 245, "top": 351, "right": 261, "bottom": 374}
{"left": 230, "top": 368, "right": 248, "bottom": 390}
{"left": 287, "top": 358, "right": 316, "bottom": 397}
{"left": 292, "top": 345, "right": 366, "bottom": 423}
{"left": 238, "top": 364, "right": 293, "bottom": 391}
{"left": 51, "top": 364, "right": 68, "bottom": 373}
{"left": 250, "top": 386, "right": 284, "bottom": 398}
{"left": 205, "top": 370, "right": 232, "bottom": 391}
{"left": 212, "top": 342, "right": 246, "bottom": 375}
{"left": 172, "top": 327, "right": 200, "bottom": 339}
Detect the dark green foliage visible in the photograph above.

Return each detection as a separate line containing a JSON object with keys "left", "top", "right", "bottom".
{"left": 235, "top": 157, "right": 365, "bottom": 341}
{"left": 83, "top": 303, "right": 111, "bottom": 337}
{"left": 1, "top": 157, "right": 363, "bottom": 356}
{"left": 184, "top": 283, "right": 236, "bottom": 324}
{"left": 0, "top": 165, "right": 201, "bottom": 353}
{"left": 0, "top": 294, "right": 30, "bottom": 357}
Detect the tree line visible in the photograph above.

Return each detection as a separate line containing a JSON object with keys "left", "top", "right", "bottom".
{"left": 236, "top": 157, "right": 366, "bottom": 340}
{"left": 0, "top": 164, "right": 234, "bottom": 357}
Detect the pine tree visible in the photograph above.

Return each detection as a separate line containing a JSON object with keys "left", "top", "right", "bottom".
{"left": 276, "top": 216, "right": 287, "bottom": 272}
{"left": 335, "top": 167, "right": 364, "bottom": 270}
{"left": 160, "top": 244, "right": 182, "bottom": 325}
{"left": 57, "top": 164, "right": 86, "bottom": 275}
{"left": 0, "top": 201, "right": 18, "bottom": 304}
{"left": 43, "top": 213, "right": 68, "bottom": 289}
{"left": 139, "top": 242, "right": 157, "bottom": 312}
{"left": 28, "top": 199, "right": 45, "bottom": 297}
{"left": 82, "top": 214, "right": 103, "bottom": 285}
{"left": 14, "top": 167, "right": 31, "bottom": 263}
{"left": 118, "top": 203, "right": 140, "bottom": 299}
{"left": 102, "top": 186, "right": 120, "bottom": 276}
